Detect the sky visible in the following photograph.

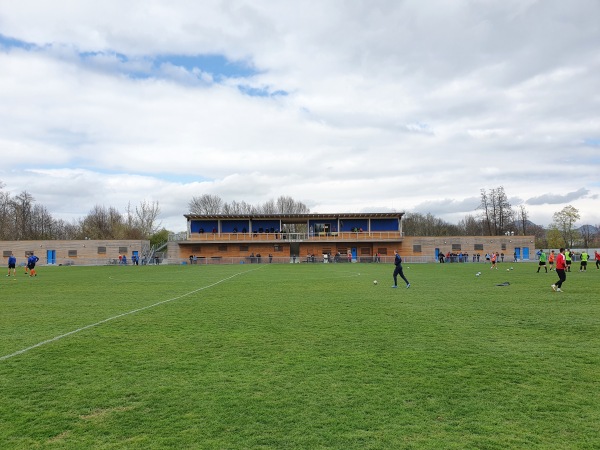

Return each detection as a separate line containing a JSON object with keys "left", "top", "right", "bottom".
{"left": 0, "top": 0, "right": 599, "bottom": 233}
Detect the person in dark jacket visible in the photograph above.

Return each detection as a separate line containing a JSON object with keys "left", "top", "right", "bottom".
{"left": 392, "top": 250, "right": 410, "bottom": 288}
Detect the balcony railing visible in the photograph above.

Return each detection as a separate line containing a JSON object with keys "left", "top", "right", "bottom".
{"left": 171, "top": 231, "right": 403, "bottom": 242}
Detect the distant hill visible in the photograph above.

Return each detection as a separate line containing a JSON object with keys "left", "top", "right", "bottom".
{"left": 577, "top": 224, "right": 599, "bottom": 234}
{"left": 511, "top": 221, "right": 598, "bottom": 235}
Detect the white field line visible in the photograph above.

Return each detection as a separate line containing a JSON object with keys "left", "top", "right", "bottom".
{"left": 1, "top": 267, "right": 264, "bottom": 362}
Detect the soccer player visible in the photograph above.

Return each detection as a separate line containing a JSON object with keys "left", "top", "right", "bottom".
{"left": 7, "top": 253, "right": 17, "bottom": 277}
{"left": 595, "top": 250, "right": 600, "bottom": 269}
{"left": 548, "top": 250, "right": 555, "bottom": 271}
{"left": 565, "top": 249, "right": 572, "bottom": 272}
{"left": 580, "top": 250, "right": 589, "bottom": 272}
{"left": 552, "top": 248, "right": 566, "bottom": 292}
{"left": 537, "top": 250, "right": 547, "bottom": 273}
{"left": 392, "top": 250, "right": 410, "bottom": 288}
{"left": 27, "top": 253, "right": 40, "bottom": 277}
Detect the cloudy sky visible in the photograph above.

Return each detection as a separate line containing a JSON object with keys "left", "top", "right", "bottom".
{"left": 1, "top": 0, "right": 599, "bottom": 232}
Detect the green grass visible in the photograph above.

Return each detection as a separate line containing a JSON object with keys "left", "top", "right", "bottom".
{"left": 1, "top": 262, "right": 599, "bottom": 449}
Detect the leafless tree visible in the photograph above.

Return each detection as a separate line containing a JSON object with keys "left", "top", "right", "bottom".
{"left": 403, "top": 212, "right": 458, "bottom": 236}
{"left": 478, "top": 186, "right": 514, "bottom": 236}
{"left": 275, "top": 196, "right": 310, "bottom": 214}
{"left": 457, "top": 214, "right": 484, "bottom": 235}
{"left": 128, "top": 200, "right": 162, "bottom": 237}
{"left": 578, "top": 224, "right": 594, "bottom": 248}
{"left": 188, "top": 194, "right": 224, "bottom": 214}
{"left": 222, "top": 200, "right": 256, "bottom": 215}
{"left": 80, "top": 205, "right": 126, "bottom": 239}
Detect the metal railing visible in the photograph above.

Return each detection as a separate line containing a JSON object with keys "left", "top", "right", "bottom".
{"left": 174, "top": 231, "right": 403, "bottom": 242}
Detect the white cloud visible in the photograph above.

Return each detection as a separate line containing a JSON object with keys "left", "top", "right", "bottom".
{"left": 1, "top": 0, "right": 600, "bottom": 232}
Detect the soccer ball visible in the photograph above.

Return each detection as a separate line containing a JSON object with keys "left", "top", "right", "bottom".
{"left": 373, "top": 280, "right": 378, "bottom": 285}
{"left": 476, "top": 273, "right": 480, "bottom": 277}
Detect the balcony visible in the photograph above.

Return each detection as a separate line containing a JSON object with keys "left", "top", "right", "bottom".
{"left": 171, "top": 231, "right": 403, "bottom": 242}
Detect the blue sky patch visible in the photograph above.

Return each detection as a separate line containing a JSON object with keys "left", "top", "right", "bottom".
{"left": 0, "top": 33, "right": 35, "bottom": 50}
{"left": 0, "top": 33, "right": 257, "bottom": 83}
{"left": 584, "top": 138, "right": 600, "bottom": 147}
{"left": 238, "top": 85, "right": 288, "bottom": 97}
{"left": 154, "top": 54, "right": 257, "bottom": 81}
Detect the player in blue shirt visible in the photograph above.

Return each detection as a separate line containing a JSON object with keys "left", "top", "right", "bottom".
{"left": 27, "top": 253, "right": 40, "bottom": 277}
{"left": 7, "top": 253, "right": 17, "bottom": 277}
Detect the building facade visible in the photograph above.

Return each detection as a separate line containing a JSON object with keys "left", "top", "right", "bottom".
{"left": 1, "top": 240, "right": 150, "bottom": 266}
{"left": 166, "top": 213, "right": 535, "bottom": 264}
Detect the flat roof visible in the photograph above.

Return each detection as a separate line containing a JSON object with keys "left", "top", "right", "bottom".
{"left": 185, "top": 212, "right": 404, "bottom": 220}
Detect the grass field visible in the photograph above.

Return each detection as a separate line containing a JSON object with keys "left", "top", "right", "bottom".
{"left": 1, "top": 261, "right": 599, "bottom": 449}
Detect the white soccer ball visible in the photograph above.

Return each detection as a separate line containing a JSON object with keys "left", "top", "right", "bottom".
{"left": 476, "top": 273, "right": 480, "bottom": 277}
{"left": 373, "top": 280, "right": 378, "bottom": 285}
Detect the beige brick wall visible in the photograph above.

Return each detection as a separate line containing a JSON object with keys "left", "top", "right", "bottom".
{"left": 167, "top": 235, "right": 535, "bottom": 263}
{"left": 1, "top": 240, "right": 150, "bottom": 266}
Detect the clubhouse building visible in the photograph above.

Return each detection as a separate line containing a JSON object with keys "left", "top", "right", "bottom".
{"left": 0, "top": 212, "right": 536, "bottom": 266}
{"left": 166, "top": 212, "right": 535, "bottom": 264}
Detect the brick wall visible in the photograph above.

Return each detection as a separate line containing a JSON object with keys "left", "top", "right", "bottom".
{"left": 1, "top": 240, "right": 150, "bottom": 266}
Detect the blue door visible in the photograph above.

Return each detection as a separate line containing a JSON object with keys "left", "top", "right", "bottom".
{"left": 522, "top": 247, "right": 530, "bottom": 260}
{"left": 515, "top": 247, "right": 521, "bottom": 261}
{"left": 47, "top": 250, "right": 56, "bottom": 265}
{"left": 351, "top": 247, "right": 357, "bottom": 262}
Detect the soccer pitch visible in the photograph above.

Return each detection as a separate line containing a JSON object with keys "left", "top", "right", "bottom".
{"left": 1, "top": 262, "right": 599, "bottom": 449}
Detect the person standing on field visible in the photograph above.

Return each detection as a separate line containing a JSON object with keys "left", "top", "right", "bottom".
{"left": 490, "top": 252, "right": 498, "bottom": 269}
{"left": 595, "top": 250, "right": 600, "bottom": 269}
{"left": 565, "top": 249, "right": 572, "bottom": 272}
{"left": 7, "top": 253, "right": 17, "bottom": 277}
{"left": 392, "top": 250, "right": 410, "bottom": 289}
{"left": 27, "top": 253, "right": 40, "bottom": 277}
{"left": 579, "top": 251, "right": 589, "bottom": 272}
{"left": 548, "top": 250, "right": 555, "bottom": 271}
{"left": 537, "top": 250, "right": 547, "bottom": 273}
{"left": 552, "top": 248, "right": 566, "bottom": 292}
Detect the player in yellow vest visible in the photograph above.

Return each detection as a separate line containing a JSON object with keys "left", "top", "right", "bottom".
{"left": 580, "top": 251, "right": 589, "bottom": 272}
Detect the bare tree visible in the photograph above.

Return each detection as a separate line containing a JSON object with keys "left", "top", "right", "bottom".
{"left": 457, "top": 214, "right": 484, "bottom": 235}
{"left": 80, "top": 205, "right": 126, "bottom": 239}
{"left": 275, "top": 196, "right": 310, "bottom": 214}
{"left": 222, "top": 200, "right": 256, "bottom": 215}
{"left": 188, "top": 194, "right": 224, "bottom": 214}
{"left": 516, "top": 204, "right": 529, "bottom": 235}
{"left": 0, "top": 187, "right": 12, "bottom": 240}
{"left": 135, "top": 200, "right": 162, "bottom": 237}
{"left": 578, "top": 224, "right": 594, "bottom": 248}
{"left": 402, "top": 212, "right": 457, "bottom": 236}
{"left": 258, "top": 199, "right": 277, "bottom": 214}
{"left": 478, "top": 189, "right": 493, "bottom": 235}
{"left": 478, "top": 187, "right": 514, "bottom": 236}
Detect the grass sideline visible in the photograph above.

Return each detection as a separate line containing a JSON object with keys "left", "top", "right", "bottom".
{"left": 1, "top": 262, "right": 599, "bottom": 449}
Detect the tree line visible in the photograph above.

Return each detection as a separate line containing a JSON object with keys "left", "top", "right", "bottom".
{"left": 1, "top": 181, "right": 597, "bottom": 248}
{"left": 0, "top": 182, "right": 161, "bottom": 241}
{"left": 403, "top": 186, "right": 598, "bottom": 249}
{"left": 188, "top": 194, "right": 310, "bottom": 215}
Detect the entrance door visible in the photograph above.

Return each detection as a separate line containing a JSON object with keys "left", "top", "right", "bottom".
{"left": 351, "top": 247, "right": 357, "bottom": 262}
{"left": 47, "top": 249, "right": 56, "bottom": 265}
{"left": 290, "top": 242, "right": 300, "bottom": 263}
{"left": 514, "top": 247, "right": 521, "bottom": 261}
{"left": 435, "top": 248, "right": 440, "bottom": 261}
{"left": 522, "top": 247, "right": 529, "bottom": 260}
